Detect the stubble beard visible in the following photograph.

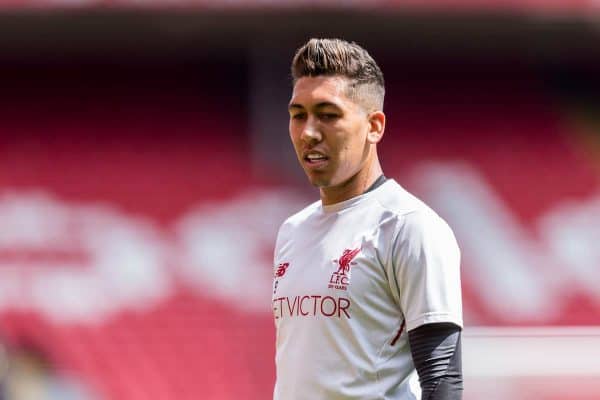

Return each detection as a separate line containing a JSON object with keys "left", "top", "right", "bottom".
{"left": 306, "top": 171, "right": 331, "bottom": 188}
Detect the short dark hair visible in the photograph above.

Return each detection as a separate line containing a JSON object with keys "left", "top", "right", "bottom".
{"left": 291, "top": 38, "right": 385, "bottom": 111}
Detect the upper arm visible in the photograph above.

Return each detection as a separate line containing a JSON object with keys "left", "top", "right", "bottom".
{"left": 389, "top": 211, "right": 463, "bottom": 332}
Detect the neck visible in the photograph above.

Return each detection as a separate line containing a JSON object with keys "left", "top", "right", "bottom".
{"left": 320, "top": 156, "right": 383, "bottom": 206}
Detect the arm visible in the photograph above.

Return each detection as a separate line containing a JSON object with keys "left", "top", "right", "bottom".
{"left": 408, "top": 322, "right": 463, "bottom": 400}
{"left": 387, "top": 211, "right": 464, "bottom": 398}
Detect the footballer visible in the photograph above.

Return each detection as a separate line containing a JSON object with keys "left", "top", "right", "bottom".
{"left": 272, "top": 38, "right": 463, "bottom": 400}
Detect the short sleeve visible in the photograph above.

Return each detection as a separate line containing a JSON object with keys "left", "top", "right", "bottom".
{"left": 390, "top": 211, "right": 463, "bottom": 332}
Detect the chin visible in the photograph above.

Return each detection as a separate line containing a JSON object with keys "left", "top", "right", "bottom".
{"left": 306, "top": 173, "right": 331, "bottom": 188}
{"left": 308, "top": 178, "right": 328, "bottom": 188}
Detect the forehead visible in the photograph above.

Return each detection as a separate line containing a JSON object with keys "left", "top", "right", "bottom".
{"left": 289, "top": 76, "right": 352, "bottom": 107}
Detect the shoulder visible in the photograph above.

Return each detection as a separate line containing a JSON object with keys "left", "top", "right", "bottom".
{"left": 372, "top": 180, "right": 430, "bottom": 217}
{"left": 276, "top": 199, "right": 321, "bottom": 240}
{"left": 393, "top": 209, "right": 460, "bottom": 268}
{"left": 399, "top": 210, "right": 457, "bottom": 247}
{"left": 375, "top": 181, "right": 457, "bottom": 249}
{"left": 370, "top": 180, "right": 440, "bottom": 224}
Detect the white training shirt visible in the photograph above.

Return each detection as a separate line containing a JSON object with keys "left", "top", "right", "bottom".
{"left": 272, "top": 179, "right": 463, "bottom": 400}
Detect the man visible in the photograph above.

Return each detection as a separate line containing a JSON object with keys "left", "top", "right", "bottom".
{"left": 272, "top": 38, "right": 463, "bottom": 400}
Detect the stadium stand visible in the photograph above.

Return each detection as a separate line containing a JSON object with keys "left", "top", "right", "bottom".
{"left": 0, "top": 62, "right": 598, "bottom": 399}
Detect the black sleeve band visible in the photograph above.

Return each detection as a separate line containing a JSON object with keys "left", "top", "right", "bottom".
{"left": 408, "top": 322, "right": 463, "bottom": 400}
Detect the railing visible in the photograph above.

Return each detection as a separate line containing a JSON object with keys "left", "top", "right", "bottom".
{"left": 463, "top": 326, "right": 600, "bottom": 400}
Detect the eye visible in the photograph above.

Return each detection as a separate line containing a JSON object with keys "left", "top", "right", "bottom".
{"left": 291, "top": 113, "right": 307, "bottom": 121}
{"left": 320, "top": 113, "right": 339, "bottom": 121}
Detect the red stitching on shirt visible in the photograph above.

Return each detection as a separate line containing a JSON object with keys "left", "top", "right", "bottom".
{"left": 390, "top": 319, "right": 406, "bottom": 346}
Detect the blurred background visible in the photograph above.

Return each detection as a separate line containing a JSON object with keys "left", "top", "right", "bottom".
{"left": 0, "top": 0, "right": 599, "bottom": 399}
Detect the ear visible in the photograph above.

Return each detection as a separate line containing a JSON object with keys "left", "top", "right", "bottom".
{"left": 366, "top": 111, "right": 385, "bottom": 144}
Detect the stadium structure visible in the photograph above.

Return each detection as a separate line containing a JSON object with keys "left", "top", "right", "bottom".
{"left": 0, "top": 1, "right": 599, "bottom": 399}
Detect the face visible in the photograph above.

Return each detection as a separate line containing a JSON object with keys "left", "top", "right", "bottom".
{"left": 288, "top": 75, "right": 382, "bottom": 189}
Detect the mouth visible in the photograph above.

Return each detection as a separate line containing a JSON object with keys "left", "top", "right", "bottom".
{"left": 303, "top": 152, "right": 329, "bottom": 169}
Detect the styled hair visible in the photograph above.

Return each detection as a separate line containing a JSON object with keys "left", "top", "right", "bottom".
{"left": 291, "top": 38, "right": 385, "bottom": 111}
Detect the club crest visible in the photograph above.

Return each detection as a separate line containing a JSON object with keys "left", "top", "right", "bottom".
{"left": 329, "top": 247, "right": 361, "bottom": 291}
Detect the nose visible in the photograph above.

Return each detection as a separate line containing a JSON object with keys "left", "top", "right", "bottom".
{"left": 300, "top": 117, "right": 322, "bottom": 144}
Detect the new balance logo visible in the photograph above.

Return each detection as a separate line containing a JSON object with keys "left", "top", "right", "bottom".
{"left": 275, "top": 262, "right": 290, "bottom": 278}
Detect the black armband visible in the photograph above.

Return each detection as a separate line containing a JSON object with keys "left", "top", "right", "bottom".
{"left": 408, "top": 322, "right": 463, "bottom": 400}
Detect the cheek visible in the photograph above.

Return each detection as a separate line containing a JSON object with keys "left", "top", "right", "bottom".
{"left": 338, "top": 126, "right": 367, "bottom": 158}
{"left": 289, "top": 125, "right": 301, "bottom": 148}
{"left": 330, "top": 137, "right": 361, "bottom": 174}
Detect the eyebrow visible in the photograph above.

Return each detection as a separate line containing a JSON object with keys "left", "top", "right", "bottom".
{"left": 288, "top": 101, "right": 342, "bottom": 111}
